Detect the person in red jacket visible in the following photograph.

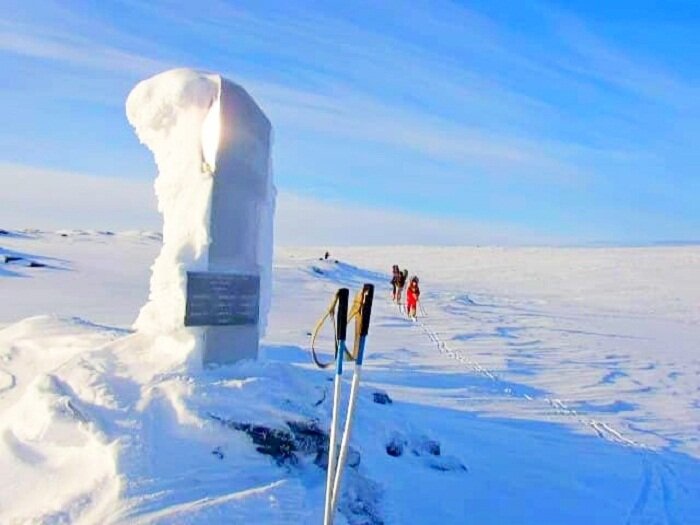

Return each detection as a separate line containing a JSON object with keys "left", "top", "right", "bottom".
{"left": 406, "top": 276, "right": 420, "bottom": 320}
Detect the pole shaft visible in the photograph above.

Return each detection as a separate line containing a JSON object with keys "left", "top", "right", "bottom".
{"left": 324, "top": 338, "right": 345, "bottom": 525}
{"left": 330, "top": 336, "right": 366, "bottom": 513}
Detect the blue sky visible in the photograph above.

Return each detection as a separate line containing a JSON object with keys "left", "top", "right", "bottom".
{"left": 1, "top": 0, "right": 699, "bottom": 244}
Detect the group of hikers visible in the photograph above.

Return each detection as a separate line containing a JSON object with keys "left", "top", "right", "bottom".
{"left": 391, "top": 265, "right": 421, "bottom": 320}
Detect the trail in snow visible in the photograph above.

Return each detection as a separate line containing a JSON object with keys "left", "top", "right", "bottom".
{"left": 624, "top": 453, "right": 692, "bottom": 525}
{"left": 407, "top": 298, "right": 696, "bottom": 525}
{"left": 0, "top": 369, "right": 16, "bottom": 395}
{"left": 405, "top": 300, "right": 643, "bottom": 448}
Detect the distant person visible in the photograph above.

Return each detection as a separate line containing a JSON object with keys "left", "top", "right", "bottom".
{"left": 391, "top": 265, "right": 400, "bottom": 301}
{"left": 324, "top": 251, "right": 330, "bottom": 260}
{"left": 396, "top": 268, "right": 408, "bottom": 303}
{"left": 406, "top": 276, "right": 420, "bottom": 320}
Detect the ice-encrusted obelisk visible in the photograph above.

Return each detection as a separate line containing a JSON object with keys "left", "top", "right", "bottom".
{"left": 126, "top": 68, "right": 275, "bottom": 364}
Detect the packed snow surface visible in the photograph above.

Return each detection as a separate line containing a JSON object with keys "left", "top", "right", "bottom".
{"left": 0, "top": 231, "right": 699, "bottom": 523}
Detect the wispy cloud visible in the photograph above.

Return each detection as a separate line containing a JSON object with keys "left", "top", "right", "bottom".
{"left": 0, "top": 162, "right": 158, "bottom": 230}
{"left": 0, "top": 2, "right": 619, "bottom": 185}
{"left": 547, "top": 12, "right": 700, "bottom": 109}
{"left": 0, "top": 162, "right": 553, "bottom": 245}
{"left": 1, "top": 1, "right": 699, "bottom": 242}
{"left": 0, "top": 21, "right": 171, "bottom": 76}
{"left": 276, "top": 192, "right": 558, "bottom": 246}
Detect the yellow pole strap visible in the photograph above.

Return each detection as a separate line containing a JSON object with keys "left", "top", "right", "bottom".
{"left": 310, "top": 291, "right": 340, "bottom": 369}
{"left": 346, "top": 289, "right": 365, "bottom": 361}
{"left": 311, "top": 288, "right": 367, "bottom": 368}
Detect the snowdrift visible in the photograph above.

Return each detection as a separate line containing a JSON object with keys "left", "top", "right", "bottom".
{"left": 0, "top": 234, "right": 699, "bottom": 523}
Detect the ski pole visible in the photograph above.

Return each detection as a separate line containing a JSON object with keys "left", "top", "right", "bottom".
{"left": 324, "top": 288, "right": 349, "bottom": 525}
{"left": 419, "top": 301, "right": 428, "bottom": 317}
{"left": 330, "top": 284, "right": 374, "bottom": 516}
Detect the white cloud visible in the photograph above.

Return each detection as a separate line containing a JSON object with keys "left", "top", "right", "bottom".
{"left": 0, "top": 162, "right": 159, "bottom": 231}
{"left": 275, "top": 193, "right": 554, "bottom": 246}
{"left": 0, "top": 163, "right": 551, "bottom": 245}
{"left": 0, "top": 8, "right": 623, "bottom": 186}
{"left": 0, "top": 22, "right": 171, "bottom": 77}
{"left": 548, "top": 12, "right": 700, "bottom": 109}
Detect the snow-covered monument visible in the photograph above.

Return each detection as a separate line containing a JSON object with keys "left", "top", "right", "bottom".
{"left": 126, "top": 69, "right": 275, "bottom": 364}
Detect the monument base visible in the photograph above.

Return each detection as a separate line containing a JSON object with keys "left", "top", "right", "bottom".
{"left": 203, "top": 325, "right": 259, "bottom": 365}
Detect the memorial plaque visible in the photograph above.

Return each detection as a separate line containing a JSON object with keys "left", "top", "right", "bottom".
{"left": 184, "top": 272, "right": 259, "bottom": 327}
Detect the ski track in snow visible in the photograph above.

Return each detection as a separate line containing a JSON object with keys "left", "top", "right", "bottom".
{"left": 411, "top": 302, "right": 644, "bottom": 448}
{"left": 404, "top": 297, "right": 693, "bottom": 525}
{"left": 624, "top": 454, "right": 688, "bottom": 525}
{"left": 0, "top": 368, "right": 16, "bottom": 395}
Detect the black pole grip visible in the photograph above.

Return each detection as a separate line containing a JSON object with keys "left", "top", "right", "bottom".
{"left": 359, "top": 284, "right": 374, "bottom": 337}
{"left": 336, "top": 288, "right": 349, "bottom": 341}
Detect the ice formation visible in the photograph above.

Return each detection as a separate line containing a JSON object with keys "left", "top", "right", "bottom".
{"left": 126, "top": 68, "right": 275, "bottom": 352}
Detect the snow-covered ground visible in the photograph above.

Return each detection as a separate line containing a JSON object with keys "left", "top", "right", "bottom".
{"left": 1, "top": 230, "right": 699, "bottom": 524}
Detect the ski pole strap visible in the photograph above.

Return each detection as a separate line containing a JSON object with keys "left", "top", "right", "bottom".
{"left": 312, "top": 284, "right": 374, "bottom": 367}
{"left": 310, "top": 290, "right": 339, "bottom": 369}
{"left": 310, "top": 288, "right": 350, "bottom": 369}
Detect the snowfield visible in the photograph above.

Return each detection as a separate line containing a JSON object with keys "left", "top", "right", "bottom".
{"left": 0, "top": 230, "right": 699, "bottom": 524}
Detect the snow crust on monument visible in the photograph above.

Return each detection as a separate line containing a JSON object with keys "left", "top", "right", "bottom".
{"left": 126, "top": 68, "right": 275, "bottom": 340}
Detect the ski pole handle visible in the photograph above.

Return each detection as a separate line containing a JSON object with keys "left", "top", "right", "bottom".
{"left": 359, "top": 284, "right": 374, "bottom": 337}
{"left": 336, "top": 288, "right": 349, "bottom": 343}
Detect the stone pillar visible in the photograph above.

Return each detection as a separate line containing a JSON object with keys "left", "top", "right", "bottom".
{"left": 127, "top": 69, "right": 275, "bottom": 365}
{"left": 200, "top": 79, "right": 273, "bottom": 363}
